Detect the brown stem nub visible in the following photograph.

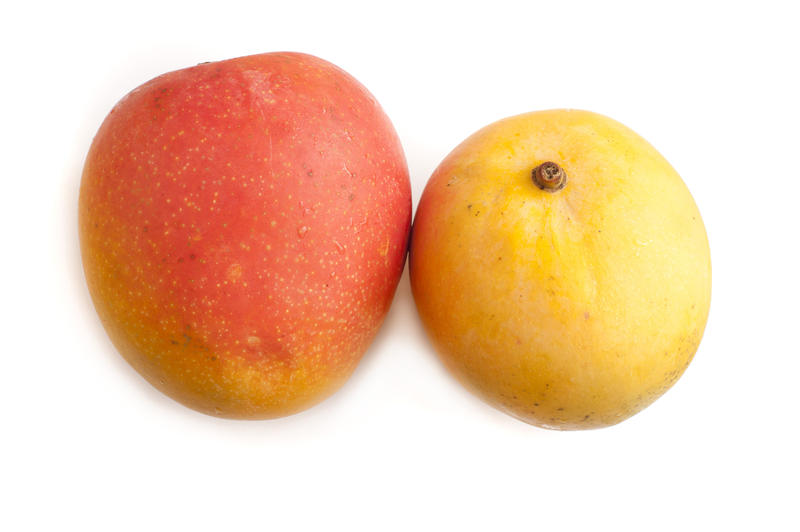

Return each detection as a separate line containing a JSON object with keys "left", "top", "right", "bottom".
{"left": 532, "top": 162, "right": 567, "bottom": 192}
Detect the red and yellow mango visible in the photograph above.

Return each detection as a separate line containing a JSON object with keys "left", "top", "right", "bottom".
{"left": 80, "top": 52, "right": 411, "bottom": 418}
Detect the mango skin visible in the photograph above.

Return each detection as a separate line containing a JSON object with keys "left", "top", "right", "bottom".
{"left": 80, "top": 52, "right": 411, "bottom": 419}
{"left": 410, "top": 110, "right": 710, "bottom": 429}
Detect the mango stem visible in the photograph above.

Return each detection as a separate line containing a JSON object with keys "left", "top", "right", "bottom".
{"left": 532, "top": 162, "right": 567, "bottom": 192}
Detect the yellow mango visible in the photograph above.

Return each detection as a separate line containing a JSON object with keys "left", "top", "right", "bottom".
{"left": 410, "top": 109, "right": 711, "bottom": 429}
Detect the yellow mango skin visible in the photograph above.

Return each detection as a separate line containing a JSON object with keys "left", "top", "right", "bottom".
{"left": 410, "top": 110, "right": 711, "bottom": 429}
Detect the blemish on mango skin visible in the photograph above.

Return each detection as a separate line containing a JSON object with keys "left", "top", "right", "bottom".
{"left": 226, "top": 263, "right": 242, "bottom": 282}
{"left": 79, "top": 52, "right": 412, "bottom": 419}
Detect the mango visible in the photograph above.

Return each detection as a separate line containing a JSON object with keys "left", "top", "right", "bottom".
{"left": 79, "top": 52, "right": 411, "bottom": 418}
{"left": 409, "top": 109, "right": 710, "bottom": 429}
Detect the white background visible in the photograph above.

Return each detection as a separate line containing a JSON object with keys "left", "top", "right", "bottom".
{"left": 3, "top": 1, "right": 798, "bottom": 530}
